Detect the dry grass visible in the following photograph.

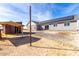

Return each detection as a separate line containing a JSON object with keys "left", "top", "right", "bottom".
{"left": 0, "top": 31, "right": 79, "bottom": 56}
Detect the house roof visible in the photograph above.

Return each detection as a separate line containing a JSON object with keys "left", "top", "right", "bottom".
{"left": 0, "top": 21, "right": 23, "bottom": 27}
{"left": 32, "top": 21, "right": 40, "bottom": 25}
{"left": 26, "top": 21, "right": 40, "bottom": 26}
{"left": 26, "top": 15, "right": 77, "bottom": 26}
{"left": 39, "top": 15, "right": 76, "bottom": 25}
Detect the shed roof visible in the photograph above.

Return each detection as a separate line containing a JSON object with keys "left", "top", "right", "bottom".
{"left": 0, "top": 21, "right": 23, "bottom": 27}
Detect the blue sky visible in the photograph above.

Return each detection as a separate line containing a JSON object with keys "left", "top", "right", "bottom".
{"left": 0, "top": 3, "right": 79, "bottom": 25}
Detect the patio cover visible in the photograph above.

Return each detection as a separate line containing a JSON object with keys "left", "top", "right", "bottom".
{"left": 0, "top": 21, "right": 23, "bottom": 27}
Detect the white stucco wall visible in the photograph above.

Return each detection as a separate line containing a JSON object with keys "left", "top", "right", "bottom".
{"left": 23, "top": 25, "right": 27, "bottom": 30}
{"left": 77, "top": 20, "right": 79, "bottom": 30}
{"left": 27, "top": 22, "right": 37, "bottom": 30}
{"left": 42, "top": 26, "right": 45, "bottom": 30}
{"left": 74, "top": 14, "right": 79, "bottom": 31}
{"left": 49, "top": 22, "right": 77, "bottom": 31}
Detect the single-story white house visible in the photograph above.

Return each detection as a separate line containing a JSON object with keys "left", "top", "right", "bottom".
{"left": 26, "top": 21, "right": 43, "bottom": 31}
{"left": 26, "top": 14, "right": 79, "bottom": 31}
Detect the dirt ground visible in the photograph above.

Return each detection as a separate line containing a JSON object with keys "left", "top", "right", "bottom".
{"left": 0, "top": 30, "right": 79, "bottom": 56}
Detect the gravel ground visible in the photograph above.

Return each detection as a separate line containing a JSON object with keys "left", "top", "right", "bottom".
{"left": 0, "top": 31, "right": 79, "bottom": 56}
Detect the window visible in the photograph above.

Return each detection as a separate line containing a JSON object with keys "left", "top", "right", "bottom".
{"left": 53, "top": 23, "right": 57, "bottom": 27}
{"left": 45, "top": 25, "right": 49, "bottom": 30}
{"left": 49, "top": 24, "right": 52, "bottom": 25}
{"left": 64, "top": 21, "right": 70, "bottom": 26}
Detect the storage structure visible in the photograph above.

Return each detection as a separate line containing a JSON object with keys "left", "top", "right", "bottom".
{"left": 0, "top": 21, "right": 23, "bottom": 34}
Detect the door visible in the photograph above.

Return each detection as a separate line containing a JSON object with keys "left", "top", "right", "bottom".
{"left": 45, "top": 25, "right": 49, "bottom": 30}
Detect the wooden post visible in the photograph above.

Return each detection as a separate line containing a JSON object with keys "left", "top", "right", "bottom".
{"left": 0, "top": 30, "right": 2, "bottom": 39}
{"left": 21, "top": 26, "right": 23, "bottom": 37}
{"left": 29, "top": 5, "right": 32, "bottom": 46}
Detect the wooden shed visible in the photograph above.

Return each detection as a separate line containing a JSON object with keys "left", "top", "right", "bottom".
{"left": 0, "top": 21, "right": 23, "bottom": 34}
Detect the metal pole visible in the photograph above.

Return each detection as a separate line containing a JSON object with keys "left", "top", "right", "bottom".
{"left": 29, "top": 5, "right": 32, "bottom": 46}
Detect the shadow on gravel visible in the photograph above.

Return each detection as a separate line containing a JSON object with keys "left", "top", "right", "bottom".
{"left": 0, "top": 48, "right": 2, "bottom": 50}
{"left": 32, "top": 46, "right": 79, "bottom": 51}
{"left": 2, "top": 36, "right": 41, "bottom": 47}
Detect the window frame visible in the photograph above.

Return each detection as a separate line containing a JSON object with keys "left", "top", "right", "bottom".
{"left": 53, "top": 23, "right": 57, "bottom": 27}
{"left": 64, "top": 21, "right": 70, "bottom": 26}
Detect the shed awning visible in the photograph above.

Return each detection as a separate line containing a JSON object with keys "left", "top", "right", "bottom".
{"left": 0, "top": 22, "right": 23, "bottom": 27}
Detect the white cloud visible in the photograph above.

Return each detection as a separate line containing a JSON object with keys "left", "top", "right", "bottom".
{"left": 62, "top": 4, "right": 79, "bottom": 15}
{"left": 0, "top": 3, "right": 54, "bottom": 25}
{"left": 31, "top": 3, "right": 54, "bottom": 21}
{"left": 32, "top": 11, "right": 52, "bottom": 21}
{"left": 0, "top": 5, "right": 29, "bottom": 24}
